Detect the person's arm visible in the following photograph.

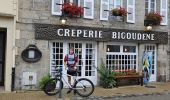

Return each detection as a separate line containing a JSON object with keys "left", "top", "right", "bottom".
{"left": 74, "top": 55, "right": 79, "bottom": 69}
{"left": 64, "top": 55, "right": 67, "bottom": 69}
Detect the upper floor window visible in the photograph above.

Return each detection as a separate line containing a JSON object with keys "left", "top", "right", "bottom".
{"left": 109, "top": 0, "right": 123, "bottom": 10}
{"left": 52, "top": 0, "right": 94, "bottom": 19}
{"left": 64, "top": 0, "right": 79, "bottom": 5}
{"left": 145, "top": 0, "right": 156, "bottom": 15}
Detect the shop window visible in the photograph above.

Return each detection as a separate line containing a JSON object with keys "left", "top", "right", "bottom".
{"left": 123, "top": 46, "right": 136, "bottom": 53}
{"left": 106, "top": 45, "right": 120, "bottom": 52}
{"left": 106, "top": 44, "right": 137, "bottom": 71}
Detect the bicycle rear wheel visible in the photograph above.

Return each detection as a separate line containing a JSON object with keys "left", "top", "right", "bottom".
{"left": 43, "top": 78, "right": 63, "bottom": 96}
{"left": 75, "top": 78, "right": 94, "bottom": 97}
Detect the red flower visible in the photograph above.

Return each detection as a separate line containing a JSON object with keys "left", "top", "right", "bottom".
{"left": 61, "top": 2, "right": 84, "bottom": 17}
{"left": 112, "top": 7, "right": 127, "bottom": 16}
{"left": 145, "top": 12, "right": 163, "bottom": 25}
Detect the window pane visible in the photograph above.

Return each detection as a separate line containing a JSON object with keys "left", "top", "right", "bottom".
{"left": 73, "top": 0, "right": 78, "bottom": 5}
{"left": 123, "top": 46, "right": 136, "bottom": 53}
{"left": 106, "top": 45, "right": 120, "bottom": 52}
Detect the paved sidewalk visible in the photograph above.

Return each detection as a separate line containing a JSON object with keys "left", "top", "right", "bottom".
{"left": 0, "top": 82, "right": 170, "bottom": 100}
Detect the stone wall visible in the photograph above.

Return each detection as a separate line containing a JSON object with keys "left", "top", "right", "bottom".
{"left": 15, "top": 0, "right": 169, "bottom": 89}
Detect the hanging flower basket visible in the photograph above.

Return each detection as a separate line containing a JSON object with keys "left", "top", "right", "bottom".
{"left": 61, "top": 3, "right": 84, "bottom": 18}
{"left": 111, "top": 7, "right": 127, "bottom": 17}
{"left": 145, "top": 12, "right": 163, "bottom": 25}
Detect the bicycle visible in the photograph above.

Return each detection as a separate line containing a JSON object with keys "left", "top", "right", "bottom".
{"left": 43, "top": 66, "right": 94, "bottom": 97}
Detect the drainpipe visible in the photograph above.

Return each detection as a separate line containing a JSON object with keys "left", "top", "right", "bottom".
{"left": 11, "top": 67, "right": 15, "bottom": 91}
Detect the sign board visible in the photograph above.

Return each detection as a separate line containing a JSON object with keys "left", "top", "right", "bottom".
{"left": 34, "top": 23, "right": 168, "bottom": 44}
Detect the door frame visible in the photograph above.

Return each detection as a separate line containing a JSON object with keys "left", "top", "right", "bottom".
{"left": 50, "top": 40, "right": 98, "bottom": 85}
{"left": 0, "top": 28, "right": 6, "bottom": 86}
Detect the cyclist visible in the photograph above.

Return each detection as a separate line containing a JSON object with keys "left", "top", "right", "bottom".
{"left": 64, "top": 47, "right": 78, "bottom": 93}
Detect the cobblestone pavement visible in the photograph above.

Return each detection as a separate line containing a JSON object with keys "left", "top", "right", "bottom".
{"left": 0, "top": 82, "right": 170, "bottom": 100}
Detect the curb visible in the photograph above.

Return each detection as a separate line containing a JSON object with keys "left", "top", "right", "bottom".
{"left": 70, "top": 92, "right": 170, "bottom": 100}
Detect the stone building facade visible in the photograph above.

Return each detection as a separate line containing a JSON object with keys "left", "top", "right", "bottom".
{"left": 14, "top": 0, "right": 169, "bottom": 90}
{"left": 0, "top": 0, "right": 18, "bottom": 91}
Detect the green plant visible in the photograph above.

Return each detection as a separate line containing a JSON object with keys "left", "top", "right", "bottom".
{"left": 97, "top": 60, "right": 116, "bottom": 88}
{"left": 39, "top": 74, "right": 51, "bottom": 90}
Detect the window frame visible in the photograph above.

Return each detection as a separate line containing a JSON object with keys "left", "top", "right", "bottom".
{"left": 106, "top": 43, "right": 138, "bottom": 71}
{"left": 145, "top": 0, "right": 157, "bottom": 15}
{"left": 109, "top": 0, "right": 123, "bottom": 10}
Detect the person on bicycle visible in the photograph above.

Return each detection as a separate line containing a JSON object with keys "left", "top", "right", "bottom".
{"left": 64, "top": 47, "right": 78, "bottom": 87}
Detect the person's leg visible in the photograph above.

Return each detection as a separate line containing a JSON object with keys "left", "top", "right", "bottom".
{"left": 67, "top": 76, "right": 71, "bottom": 85}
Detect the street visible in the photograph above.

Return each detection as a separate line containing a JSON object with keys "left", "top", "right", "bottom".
{"left": 105, "top": 94, "right": 170, "bottom": 100}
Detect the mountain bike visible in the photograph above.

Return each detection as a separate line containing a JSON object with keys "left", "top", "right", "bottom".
{"left": 43, "top": 66, "right": 94, "bottom": 97}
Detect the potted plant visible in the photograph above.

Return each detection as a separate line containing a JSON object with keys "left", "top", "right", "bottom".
{"left": 61, "top": 3, "right": 84, "bottom": 18}
{"left": 97, "top": 60, "right": 116, "bottom": 88}
{"left": 111, "top": 7, "right": 127, "bottom": 17}
{"left": 145, "top": 12, "right": 163, "bottom": 25}
{"left": 39, "top": 74, "right": 51, "bottom": 90}
{"left": 110, "top": 7, "right": 127, "bottom": 21}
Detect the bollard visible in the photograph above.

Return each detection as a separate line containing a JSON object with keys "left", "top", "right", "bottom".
{"left": 11, "top": 67, "right": 15, "bottom": 91}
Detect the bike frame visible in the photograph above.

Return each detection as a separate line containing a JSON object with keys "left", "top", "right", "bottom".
{"left": 57, "top": 71, "right": 86, "bottom": 90}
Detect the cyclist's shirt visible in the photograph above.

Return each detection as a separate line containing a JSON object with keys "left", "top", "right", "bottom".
{"left": 64, "top": 53, "right": 78, "bottom": 67}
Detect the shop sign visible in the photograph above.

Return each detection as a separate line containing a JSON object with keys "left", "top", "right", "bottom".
{"left": 34, "top": 24, "right": 168, "bottom": 44}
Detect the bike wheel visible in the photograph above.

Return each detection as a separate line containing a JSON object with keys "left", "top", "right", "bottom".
{"left": 43, "top": 78, "right": 63, "bottom": 96}
{"left": 75, "top": 78, "right": 94, "bottom": 97}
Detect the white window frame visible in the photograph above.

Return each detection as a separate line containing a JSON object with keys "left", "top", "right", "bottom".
{"left": 106, "top": 43, "right": 138, "bottom": 71}
{"left": 160, "top": 0, "right": 168, "bottom": 25}
{"left": 51, "top": 0, "right": 63, "bottom": 15}
{"left": 84, "top": 0, "right": 94, "bottom": 19}
{"left": 109, "top": 0, "right": 123, "bottom": 10}
{"left": 145, "top": 0, "right": 157, "bottom": 15}
{"left": 127, "top": 0, "right": 135, "bottom": 23}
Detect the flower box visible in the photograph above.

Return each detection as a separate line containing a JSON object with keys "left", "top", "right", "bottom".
{"left": 110, "top": 16, "right": 124, "bottom": 22}
{"left": 111, "top": 7, "right": 127, "bottom": 17}
{"left": 145, "top": 12, "right": 163, "bottom": 25}
{"left": 61, "top": 3, "right": 84, "bottom": 18}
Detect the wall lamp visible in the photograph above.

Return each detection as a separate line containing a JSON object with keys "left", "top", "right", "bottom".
{"left": 60, "top": 14, "right": 67, "bottom": 25}
{"left": 144, "top": 19, "right": 153, "bottom": 31}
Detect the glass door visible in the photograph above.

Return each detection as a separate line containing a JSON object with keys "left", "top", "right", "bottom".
{"left": 51, "top": 41, "right": 97, "bottom": 86}
{"left": 144, "top": 44, "right": 157, "bottom": 82}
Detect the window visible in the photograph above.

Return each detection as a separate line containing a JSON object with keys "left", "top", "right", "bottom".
{"left": 106, "top": 45, "right": 120, "bottom": 52}
{"left": 51, "top": 42, "right": 63, "bottom": 77}
{"left": 109, "top": 0, "right": 123, "bottom": 10}
{"left": 106, "top": 44, "right": 137, "bottom": 71}
{"left": 65, "top": 0, "right": 79, "bottom": 5}
{"left": 123, "top": 46, "right": 136, "bottom": 53}
{"left": 145, "top": 0, "right": 156, "bottom": 15}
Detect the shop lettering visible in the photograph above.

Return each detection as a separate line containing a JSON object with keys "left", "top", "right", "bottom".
{"left": 57, "top": 29, "right": 103, "bottom": 38}
{"left": 112, "top": 32, "right": 154, "bottom": 40}
{"left": 57, "top": 28, "right": 155, "bottom": 41}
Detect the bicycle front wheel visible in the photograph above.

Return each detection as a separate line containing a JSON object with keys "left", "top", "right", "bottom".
{"left": 43, "top": 78, "right": 63, "bottom": 96}
{"left": 75, "top": 78, "right": 94, "bottom": 97}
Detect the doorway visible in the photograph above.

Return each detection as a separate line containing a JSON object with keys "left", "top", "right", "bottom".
{"left": 50, "top": 41, "right": 97, "bottom": 86}
{"left": 0, "top": 29, "right": 6, "bottom": 86}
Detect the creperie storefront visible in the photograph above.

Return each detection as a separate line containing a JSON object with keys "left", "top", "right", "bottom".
{"left": 34, "top": 23, "right": 168, "bottom": 85}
